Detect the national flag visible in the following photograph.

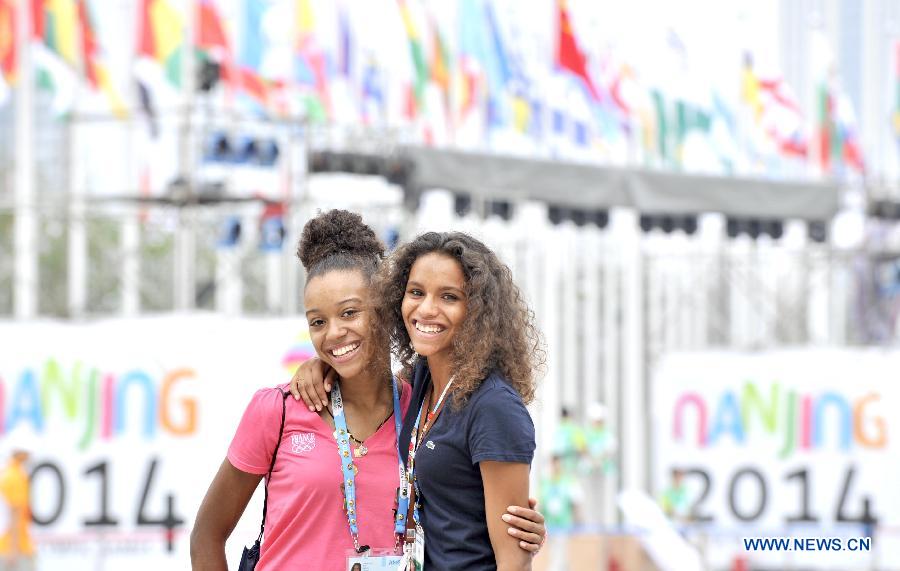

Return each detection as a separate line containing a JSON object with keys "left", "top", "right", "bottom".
{"left": 0, "top": 0, "right": 15, "bottom": 84}
{"left": 457, "top": 0, "right": 485, "bottom": 123}
{"left": 338, "top": 8, "right": 351, "bottom": 78}
{"left": 239, "top": 0, "right": 279, "bottom": 105}
{"left": 430, "top": 19, "right": 450, "bottom": 96}
{"left": 77, "top": 0, "right": 126, "bottom": 117}
{"left": 360, "top": 55, "right": 384, "bottom": 124}
{"left": 197, "top": 0, "right": 228, "bottom": 55}
{"left": 483, "top": 1, "right": 512, "bottom": 127}
{"left": 893, "top": 42, "right": 900, "bottom": 146}
{"left": 651, "top": 89, "right": 670, "bottom": 162}
{"left": 555, "top": 0, "right": 598, "bottom": 100}
{"left": 759, "top": 78, "right": 807, "bottom": 158}
{"left": 137, "top": 0, "right": 184, "bottom": 87}
{"left": 33, "top": 0, "right": 79, "bottom": 64}
{"left": 397, "top": 0, "right": 428, "bottom": 112}
{"left": 31, "top": 0, "right": 80, "bottom": 115}
{"left": 196, "top": 0, "right": 234, "bottom": 88}
{"left": 742, "top": 55, "right": 808, "bottom": 159}
{"left": 834, "top": 91, "right": 863, "bottom": 172}
{"left": 0, "top": 0, "right": 14, "bottom": 106}
{"left": 295, "top": 0, "right": 329, "bottom": 121}
{"left": 816, "top": 80, "right": 836, "bottom": 171}
{"left": 817, "top": 78, "right": 864, "bottom": 174}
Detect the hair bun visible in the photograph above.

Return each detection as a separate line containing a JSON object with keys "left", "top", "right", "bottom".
{"left": 297, "top": 209, "right": 385, "bottom": 271}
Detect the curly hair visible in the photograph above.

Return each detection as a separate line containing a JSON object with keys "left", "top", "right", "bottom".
{"left": 297, "top": 209, "right": 385, "bottom": 279}
{"left": 372, "top": 231, "right": 544, "bottom": 406}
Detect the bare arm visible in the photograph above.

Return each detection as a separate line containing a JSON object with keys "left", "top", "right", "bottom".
{"left": 287, "top": 357, "right": 336, "bottom": 411}
{"left": 190, "top": 459, "right": 263, "bottom": 571}
{"left": 481, "top": 461, "right": 532, "bottom": 571}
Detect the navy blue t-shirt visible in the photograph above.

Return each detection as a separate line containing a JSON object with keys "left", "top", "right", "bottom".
{"left": 399, "top": 360, "right": 535, "bottom": 570}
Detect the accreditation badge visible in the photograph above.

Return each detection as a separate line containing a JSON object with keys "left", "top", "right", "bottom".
{"left": 345, "top": 548, "right": 403, "bottom": 570}
{"left": 413, "top": 523, "right": 425, "bottom": 571}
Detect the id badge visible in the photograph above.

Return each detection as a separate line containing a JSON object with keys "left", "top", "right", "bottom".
{"left": 345, "top": 548, "right": 403, "bottom": 571}
{"left": 413, "top": 524, "right": 425, "bottom": 571}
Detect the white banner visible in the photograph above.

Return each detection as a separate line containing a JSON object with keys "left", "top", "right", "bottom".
{"left": 653, "top": 350, "right": 900, "bottom": 570}
{"left": 0, "top": 316, "right": 315, "bottom": 571}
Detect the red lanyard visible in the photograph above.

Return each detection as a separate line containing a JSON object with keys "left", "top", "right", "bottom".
{"left": 403, "top": 379, "right": 453, "bottom": 540}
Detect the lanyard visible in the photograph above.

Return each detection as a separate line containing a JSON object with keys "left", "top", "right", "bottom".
{"left": 404, "top": 378, "right": 454, "bottom": 531}
{"left": 331, "top": 376, "right": 403, "bottom": 553}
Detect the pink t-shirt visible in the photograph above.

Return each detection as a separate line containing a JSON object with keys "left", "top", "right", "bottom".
{"left": 227, "top": 382, "right": 411, "bottom": 571}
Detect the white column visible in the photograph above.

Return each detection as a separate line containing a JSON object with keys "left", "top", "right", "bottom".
{"left": 215, "top": 247, "right": 239, "bottom": 315}
{"left": 122, "top": 212, "right": 141, "bottom": 316}
{"left": 601, "top": 222, "right": 620, "bottom": 524}
{"left": 174, "top": 210, "right": 196, "bottom": 311}
{"left": 782, "top": 220, "right": 809, "bottom": 343}
{"left": 14, "top": 0, "right": 36, "bottom": 319}
{"left": 515, "top": 202, "right": 547, "bottom": 487}
{"left": 122, "top": 117, "right": 140, "bottom": 316}
{"left": 174, "top": 0, "right": 196, "bottom": 312}
{"left": 538, "top": 219, "right": 562, "bottom": 483}
{"left": 265, "top": 249, "right": 282, "bottom": 313}
{"left": 673, "top": 231, "right": 692, "bottom": 350}
{"left": 755, "top": 234, "right": 778, "bottom": 346}
{"left": 696, "top": 214, "right": 724, "bottom": 347}
{"left": 580, "top": 225, "right": 601, "bottom": 413}
{"left": 615, "top": 208, "right": 646, "bottom": 492}
{"left": 728, "top": 232, "right": 753, "bottom": 347}
{"left": 67, "top": 117, "right": 87, "bottom": 318}
{"left": 645, "top": 229, "right": 664, "bottom": 360}
{"left": 806, "top": 224, "right": 830, "bottom": 345}
{"left": 560, "top": 223, "right": 579, "bottom": 413}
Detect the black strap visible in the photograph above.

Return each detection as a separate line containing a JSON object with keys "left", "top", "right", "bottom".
{"left": 257, "top": 389, "right": 289, "bottom": 543}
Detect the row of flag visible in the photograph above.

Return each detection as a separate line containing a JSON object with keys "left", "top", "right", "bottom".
{"left": 0, "top": 0, "right": 868, "bottom": 177}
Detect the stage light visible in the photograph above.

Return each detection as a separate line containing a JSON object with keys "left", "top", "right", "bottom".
{"left": 454, "top": 194, "right": 472, "bottom": 217}
{"left": 764, "top": 220, "right": 784, "bottom": 240}
{"left": 747, "top": 219, "right": 761, "bottom": 239}
{"left": 808, "top": 221, "right": 828, "bottom": 243}
{"left": 726, "top": 217, "right": 740, "bottom": 238}
{"left": 591, "top": 210, "right": 609, "bottom": 229}
{"left": 660, "top": 215, "right": 674, "bottom": 234}
{"left": 570, "top": 209, "right": 588, "bottom": 227}
{"left": 488, "top": 200, "right": 513, "bottom": 221}
{"left": 548, "top": 206, "right": 568, "bottom": 225}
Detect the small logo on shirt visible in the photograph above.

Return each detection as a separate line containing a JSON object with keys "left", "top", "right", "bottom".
{"left": 291, "top": 433, "right": 316, "bottom": 453}
{"left": 425, "top": 440, "right": 435, "bottom": 450}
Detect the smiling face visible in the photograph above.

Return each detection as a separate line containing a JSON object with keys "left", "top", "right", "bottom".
{"left": 305, "top": 269, "right": 373, "bottom": 381}
{"left": 401, "top": 252, "right": 468, "bottom": 364}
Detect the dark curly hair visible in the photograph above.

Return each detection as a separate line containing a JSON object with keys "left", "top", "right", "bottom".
{"left": 297, "top": 209, "right": 385, "bottom": 280}
{"left": 372, "top": 231, "right": 544, "bottom": 406}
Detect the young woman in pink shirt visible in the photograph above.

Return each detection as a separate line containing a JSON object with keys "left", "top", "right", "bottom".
{"left": 190, "top": 210, "right": 544, "bottom": 570}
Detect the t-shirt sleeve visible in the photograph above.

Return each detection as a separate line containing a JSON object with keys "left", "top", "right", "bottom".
{"left": 468, "top": 383, "right": 536, "bottom": 465}
{"left": 227, "top": 388, "right": 285, "bottom": 475}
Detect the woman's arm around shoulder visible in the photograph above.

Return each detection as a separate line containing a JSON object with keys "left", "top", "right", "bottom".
{"left": 190, "top": 459, "right": 262, "bottom": 571}
{"left": 482, "top": 461, "right": 532, "bottom": 571}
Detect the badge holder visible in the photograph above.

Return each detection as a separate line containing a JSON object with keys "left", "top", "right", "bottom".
{"left": 345, "top": 547, "right": 404, "bottom": 570}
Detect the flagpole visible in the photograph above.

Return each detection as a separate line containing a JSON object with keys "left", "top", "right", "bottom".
{"left": 68, "top": 1, "right": 87, "bottom": 319}
{"left": 14, "top": 0, "right": 37, "bottom": 319}
{"left": 175, "top": 0, "right": 197, "bottom": 312}
{"left": 122, "top": 0, "right": 140, "bottom": 316}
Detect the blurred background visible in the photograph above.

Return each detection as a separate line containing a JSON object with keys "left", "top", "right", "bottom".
{"left": 0, "top": 0, "right": 898, "bottom": 569}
